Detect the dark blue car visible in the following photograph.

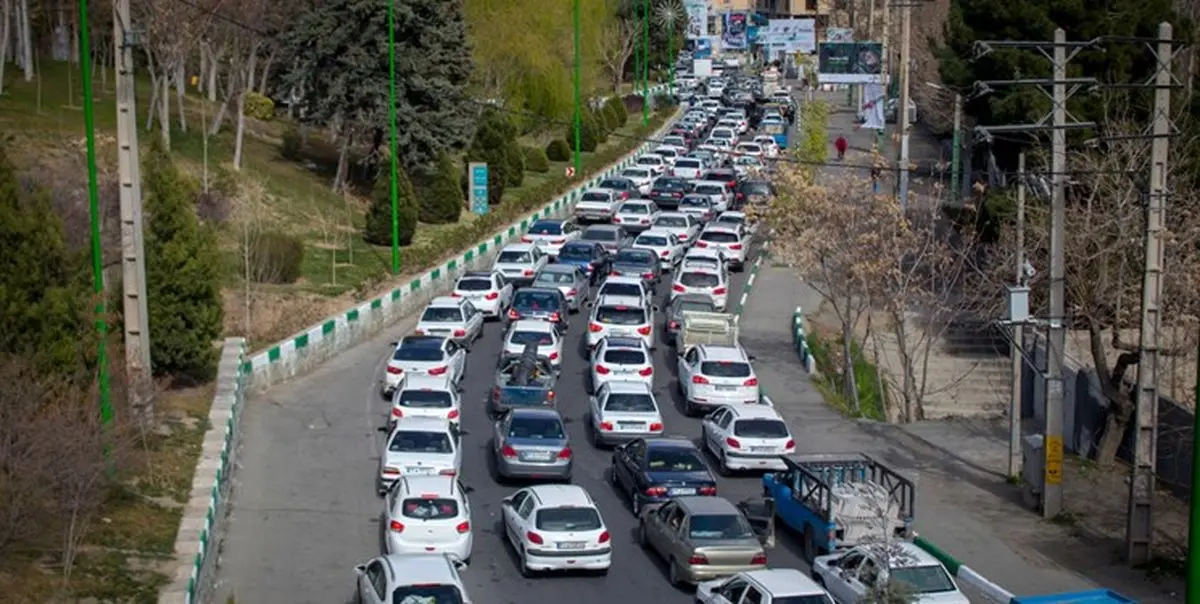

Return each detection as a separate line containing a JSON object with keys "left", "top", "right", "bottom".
{"left": 557, "top": 241, "right": 610, "bottom": 284}
{"left": 610, "top": 437, "right": 717, "bottom": 515}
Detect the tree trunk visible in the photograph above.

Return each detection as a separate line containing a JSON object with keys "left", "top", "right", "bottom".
{"left": 198, "top": 44, "right": 208, "bottom": 95}
{"left": 232, "top": 44, "right": 259, "bottom": 170}
{"left": 334, "top": 129, "right": 352, "bottom": 192}
{"left": 0, "top": 0, "right": 12, "bottom": 95}
{"left": 158, "top": 73, "right": 171, "bottom": 148}
{"left": 842, "top": 302, "right": 860, "bottom": 413}
{"left": 1096, "top": 398, "right": 1133, "bottom": 465}
{"left": 206, "top": 45, "right": 223, "bottom": 103}
{"left": 175, "top": 62, "right": 187, "bottom": 132}
{"left": 257, "top": 48, "right": 276, "bottom": 95}
{"left": 18, "top": 0, "right": 32, "bottom": 80}
{"left": 69, "top": 1, "right": 78, "bottom": 65}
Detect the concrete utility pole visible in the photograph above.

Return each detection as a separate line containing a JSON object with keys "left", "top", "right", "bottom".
{"left": 896, "top": 0, "right": 912, "bottom": 210}
{"left": 971, "top": 29, "right": 1096, "bottom": 519}
{"left": 1129, "top": 21, "right": 1174, "bottom": 566}
{"left": 113, "top": 0, "right": 152, "bottom": 389}
{"left": 1010, "top": 151, "right": 1026, "bottom": 479}
{"left": 878, "top": 0, "right": 891, "bottom": 150}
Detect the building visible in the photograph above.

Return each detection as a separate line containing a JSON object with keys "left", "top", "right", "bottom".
{"left": 755, "top": 0, "right": 832, "bottom": 20}
{"left": 718, "top": 0, "right": 758, "bottom": 11}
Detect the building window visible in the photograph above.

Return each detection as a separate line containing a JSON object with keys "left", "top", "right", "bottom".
{"left": 805, "top": 0, "right": 818, "bottom": 11}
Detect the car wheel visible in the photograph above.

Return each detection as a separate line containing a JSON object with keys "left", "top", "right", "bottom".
{"left": 631, "top": 489, "right": 642, "bottom": 516}
{"left": 718, "top": 450, "right": 731, "bottom": 476}
{"left": 519, "top": 546, "right": 535, "bottom": 578}
{"left": 668, "top": 558, "right": 684, "bottom": 586}
{"left": 636, "top": 522, "right": 648, "bottom": 548}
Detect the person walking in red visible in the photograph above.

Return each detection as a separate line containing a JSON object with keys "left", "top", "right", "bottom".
{"left": 834, "top": 135, "right": 848, "bottom": 160}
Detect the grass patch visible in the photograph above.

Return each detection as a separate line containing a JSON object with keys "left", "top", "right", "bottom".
{"left": 805, "top": 325, "right": 887, "bottom": 421}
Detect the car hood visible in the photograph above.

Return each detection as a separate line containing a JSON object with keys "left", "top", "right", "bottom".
{"left": 645, "top": 470, "right": 713, "bottom": 484}
{"left": 383, "top": 451, "right": 455, "bottom": 468}
{"left": 558, "top": 257, "right": 594, "bottom": 269}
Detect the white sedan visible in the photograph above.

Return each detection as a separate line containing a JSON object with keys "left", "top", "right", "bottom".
{"left": 753, "top": 136, "right": 780, "bottom": 158}
{"left": 414, "top": 296, "right": 484, "bottom": 347}
{"left": 651, "top": 212, "right": 702, "bottom": 245}
{"left": 501, "top": 485, "right": 612, "bottom": 576}
{"left": 813, "top": 542, "right": 970, "bottom": 604}
{"left": 588, "top": 381, "right": 664, "bottom": 447}
{"left": 383, "top": 336, "right": 467, "bottom": 397}
{"left": 699, "top": 405, "right": 794, "bottom": 474}
{"left": 383, "top": 475, "right": 473, "bottom": 562}
{"left": 502, "top": 319, "right": 563, "bottom": 368}
{"left": 635, "top": 153, "right": 668, "bottom": 176}
{"left": 620, "top": 167, "right": 655, "bottom": 195}
{"left": 451, "top": 271, "right": 513, "bottom": 318}
{"left": 632, "top": 230, "right": 683, "bottom": 270}
{"left": 378, "top": 417, "right": 462, "bottom": 494}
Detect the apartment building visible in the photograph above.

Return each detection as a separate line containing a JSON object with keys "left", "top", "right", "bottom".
{"left": 755, "top": 0, "right": 832, "bottom": 20}
{"left": 715, "top": 0, "right": 758, "bottom": 11}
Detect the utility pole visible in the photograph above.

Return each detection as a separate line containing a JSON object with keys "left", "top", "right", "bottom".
{"left": 972, "top": 29, "right": 1096, "bottom": 519}
{"left": 1010, "top": 151, "right": 1026, "bottom": 479}
{"left": 877, "top": 0, "right": 890, "bottom": 150}
{"left": 1129, "top": 21, "right": 1173, "bottom": 566}
{"left": 896, "top": 0, "right": 912, "bottom": 210}
{"left": 113, "top": 0, "right": 152, "bottom": 393}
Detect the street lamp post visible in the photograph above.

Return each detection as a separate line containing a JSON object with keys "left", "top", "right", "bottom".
{"left": 642, "top": 0, "right": 650, "bottom": 125}
{"left": 387, "top": 0, "right": 401, "bottom": 274}
{"left": 573, "top": 0, "right": 582, "bottom": 172}
{"left": 927, "top": 82, "right": 963, "bottom": 200}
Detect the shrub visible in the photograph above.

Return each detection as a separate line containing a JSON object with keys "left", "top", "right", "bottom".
{"left": 504, "top": 141, "right": 525, "bottom": 187}
{"left": 603, "top": 98, "right": 627, "bottom": 131}
{"left": 521, "top": 146, "right": 550, "bottom": 173}
{"left": 545, "top": 139, "right": 571, "bottom": 162}
{"left": 280, "top": 126, "right": 303, "bottom": 160}
{"left": 364, "top": 166, "right": 419, "bottom": 245}
{"left": 622, "top": 93, "right": 645, "bottom": 116}
{"left": 244, "top": 92, "right": 275, "bottom": 120}
{"left": 417, "top": 154, "right": 464, "bottom": 224}
{"left": 246, "top": 231, "right": 304, "bottom": 284}
{"left": 653, "top": 93, "right": 677, "bottom": 109}
{"left": 565, "top": 111, "right": 599, "bottom": 152}
{"left": 587, "top": 109, "right": 607, "bottom": 145}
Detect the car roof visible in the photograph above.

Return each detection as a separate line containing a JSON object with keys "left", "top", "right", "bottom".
{"left": 727, "top": 404, "right": 784, "bottom": 420}
{"left": 390, "top": 416, "right": 453, "bottom": 432}
{"left": 702, "top": 225, "right": 741, "bottom": 235}
{"left": 530, "top": 218, "right": 564, "bottom": 227}
{"left": 539, "top": 264, "right": 578, "bottom": 274}
{"left": 604, "top": 380, "right": 653, "bottom": 394}
{"left": 510, "top": 319, "right": 554, "bottom": 332}
{"left": 677, "top": 266, "right": 722, "bottom": 277}
{"left": 399, "top": 335, "right": 448, "bottom": 348}
{"left": 515, "top": 287, "right": 563, "bottom": 297}
{"left": 676, "top": 495, "right": 739, "bottom": 515}
{"left": 583, "top": 187, "right": 614, "bottom": 195}
{"left": 428, "top": 296, "right": 463, "bottom": 308}
{"left": 401, "top": 374, "right": 454, "bottom": 390}
{"left": 698, "top": 345, "right": 750, "bottom": 361}
{"left": 619, "top": 200, "right": 652, "bottom": 207}
{"left": 719, "top": 211, "right": 746, "bottom": 217}
{"left": 644, "top": 436, "right": 699, "bottom": 451}
{"left": 636, "top": 230, "right": 672, "bottom": 239}
{"left": 884, "top": 541, "right": 943, "bottom": 567}
{"left": 501, "top": 243, "right": 537, "bottom": 252}
{"left": 685, "top": 247, "right": 722, "bottom": 258}
{"left": 596, "top": 294, "right": 646, "bottom": 308}
{"left": 561, "top": 241, "right": 598, "bottom": 251}
{"left": 508, "top": 407, "right": 564, "bottom": 422}
{"left": 602, "top": 336, "right": 648, "bottom": 350}
{"left": 379, "top": 554, "right": 459, "bottom": 584}
{"left": 601, "top": 275, "right": 645, "bottom": 286}
{"left": 398, "top": 475, "right": 459, "bottom": 497}
{"left": 672, "top": 293, "right": 717, "bottom": 307}
{"left": 694, "top": 180, "right": 728, "bottom": 187}
{"left": 740, "top": 569, "right": 828, "bottom": 596}
{"left": 656, "top": 212, "right": 692, "bottom": 220}
{"left": 528, "top": 484, "right": 594, "bottom": 507}
{"left": 638, "top": 154, "right": 664, "bottom": 161}
{"left": 585, "top": 224, "right": 622, "bottom": 233}
{"left": 460, "top": 271, "right": 496, "bottom": 280}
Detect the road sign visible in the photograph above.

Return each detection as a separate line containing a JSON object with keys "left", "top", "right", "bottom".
{"left": 469, "top": 162, "right": 488, "bottom": 215}
{"left": 565, "top": 166, "right": 576, "bottom": 178}
{"left": 1045, "top": 435, "right": 1064, "bottom": 485}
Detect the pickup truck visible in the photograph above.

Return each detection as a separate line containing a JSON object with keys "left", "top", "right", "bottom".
{"left": 762, "top": 454, "right": 915, "bottom": 562}
{"left": 675, "top": 311, "right": 740, "bottom": 354}
{"left": 488, "top": 344, "right": 558, "bottom": 417}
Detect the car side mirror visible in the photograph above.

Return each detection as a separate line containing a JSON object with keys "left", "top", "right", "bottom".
{"left": 652, "top": 306, "right": 660, "bottom": 313}
{"left": 354, "top": 564, "right": 367, "bottom": 574}
{"left": 388, "top": 341, "right": 398, "bottom": 347}
{"left": 462, "top": 484, "right": 476, "bottom": 493}
{"left": 377, "top": 426, "right": 390, "bottom": 433}
{"left": 450, "top": 556, "right": 469, "bottom": 570}
{"left": 746, "top": 353, "right": 756, "bottom": 361}
{"left": 501, "top": 498, "right": 513, "bottom": 507}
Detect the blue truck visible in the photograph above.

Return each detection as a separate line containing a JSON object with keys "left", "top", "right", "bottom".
{"left": 762, "top": 453, "right": 915, "bottom": 562}
{"left": 488, "top": 344, "right": 558, "bottom": 417}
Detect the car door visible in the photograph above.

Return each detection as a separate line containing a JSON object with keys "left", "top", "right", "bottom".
{"left": 574, "top": 267, "right": 591, "bottom": 301}
{"left": 564, "top": 220, "right": 581, "bottom": 243}
{"left": 464, "top": 301, "right": 483, "bottom": 339}
{"left": 702, "top": 408, "right": 729, "bottom": 451}
{"left": 448, "top": 341, "right": 467, "bottom": 383}
{"left": 852, "top": 556, "right": 882, "bottom": 602}
{"left": 705, "top": 576, "right": 750, "bottom": 604}
{"left": 645, "top": 500, "right": 678, "bottom": 556}
{"left": 359, "top": 560, "right": 388, "bottom": 604}
{"left": 503, "top": 489, "right": 530, "bottom": 540}
{"left": 589, "top": 383, "right": 609, "bottom": 430}
{"left": 739, "top": 585, "right": 767, "bottom": 604}
{"left": 825, "top": 551, "right": 866, "bottom": 603}
{"left": 618, "top": 439, "right": 646, "bottom": 489}
{"left": 678, "top": 348, "right": 699, "bottom": 394}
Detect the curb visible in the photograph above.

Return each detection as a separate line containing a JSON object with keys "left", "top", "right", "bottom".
{"left": 791, "top": 306, "right": 817, "bottom": 374}
{"left": 735, "top": 241, "right": 772, "bottom": 405}
{"left": 913, "top": 536, "right": 1016, "bottom": 604}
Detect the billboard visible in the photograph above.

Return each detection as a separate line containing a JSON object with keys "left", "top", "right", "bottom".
{"left": 817, "top": 41, "right": 883, "bottom": 84}
{"left": 684, "top": 0, "right": 708, "bottom": 39}
{"left": 826, "top": 28, "right": 853, "bottom": 43}
{"left": 760, "top": 18, "right": 816, "bottom": 54}
{"left": 722, "top": 12, "right": 749, "bottom": 50}
{"left": 693, "top": 37, "right": 714, "bottom": 59}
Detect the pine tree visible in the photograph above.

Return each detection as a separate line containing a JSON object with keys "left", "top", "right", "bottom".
{"left": 465, "top": 115, "right": 510, "bottom": 205}
{"left": 366, "top": 164, "right": 419, "bottom": 245}
{"left": 141, "top": 141, "right": 224, "bottom": 381}
{"left": 417, "top": 153, "right": 463, "bottom": 224}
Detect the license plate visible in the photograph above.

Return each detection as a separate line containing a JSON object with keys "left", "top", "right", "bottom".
{"left": 557, "top": 542, "right": 586, "bottom": 550}
{"left": 611, "top": 330, "right": 631, "bottom": 337}
{"left": 524, "top": 451, "right": 554, "bottom": 461}
{"left": 715, "top": 385, "right": 737, "bottom": 392}
{"left": 668, "top": 487, "right": 696, "bottom": 496}
{"left": 405, "top": 467, "right": 435, "bottom": 475}
{"left": 617, "top": 422, "right": 643, "bottom": 430}
{"left": 751, "top": 447, "right": 775, "bottom": 453}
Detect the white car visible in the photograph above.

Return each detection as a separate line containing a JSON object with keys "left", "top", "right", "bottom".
{"left": 383, "top": 475, "right": 473, "bottom": 561}
{"left": 635, "top": 154, "right": 667, "bottom": 176}
{"left": 492, "top": 243, "right": 549, "bottom": 287}
{"left": 378, "top": 417, "right": 462, "bottom": 493}
{"left": 696, "top": 225, "right": 747, "bottom": 270}
{"left": 733, "top": 155, "right": 766, "bottom": 180}
{"left": 752, "top": 136, "right": 780, "bottom": 158}
{"left": 711, "top": 124, "right": 738, "bottom": 141}
{"left": 700, "top": 99, "right": 721, "bottom": 115}
{"left": 586, "top": 294, "right": 656, "bottom": 350}
{"left": 389, "top": 374, "right": 461, "bottom": 430}
{"left": 728, "top": 111, "right": 750, "bottom": 133}
{"left": 700, "top": 405, "right": 795, "bottom": 473}
{"left": 692, "top": 180, "right": 733, "bottom": 212}
{"left": 672, "top": 157, "right": 704, "bottom": 180}
{"left": 696, "top": 569, "right": 834, "bottom": 604}
{"left": 670, "top": 268, "right": 728, "bottom": 311}
{"left": 653, "top": 146, "right": 681, "bottom": 166}
{"left": 383, "top": 336, "right": 467, "bottom": 397}
{"left": 713, "top": 211, "right": 747, "bottom": 234}
{"left": 501, "top": 485, "right": 612, "bottom": 576}
{"left": 595, "top": 275, "right": 653, "bottom": 307}
{"left": 662, "top": 136, "right": 689, "bottom": 150}
{"left": 451, "top": 271, "right": 512, "bottom": 318}
{"left": 678, "top": 194, "right": 717, "bottom": 223}
{"left": 415, "top": 296, "right": 484, "bottom": 347}
{"left": 613, "top": 200, "right": 661, "bottom": 234}
{"left": 503, "top": 319, "right": 563, "bottom": 368}
{"left": 620, "top": 168, "right": 655, "bottom": 195}
{"left": 813, "top": 542, "right": 970, "bottom": 604}
{"left": 652, "top": 212, "right": 701, "bottom": 245}
{"left": 632, "top": 230, "right": 683, "bottom": 269}
{"left": 588, "top": 380, "right": 664, "bottom": 446}
{"left": 734, "top": 142, "right": 763, "bottom": 158}
{"left": 676, "top": 344, "right": 760, "bottom": 416}
{"left": 589, "top": 336, "right": 655, "bottom": 391}
{"left": 522, "top": 218, "right": 582, "bottom": 258}
{"left": 354, "top": 554, "right": 471, "bottom": 604}
{"left": 575, "top": 188, "right": 622, "bottom": 223}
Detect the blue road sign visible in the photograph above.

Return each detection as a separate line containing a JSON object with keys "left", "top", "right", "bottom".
{"left": 469, "top": 162, "right": 488, "bottom": 215}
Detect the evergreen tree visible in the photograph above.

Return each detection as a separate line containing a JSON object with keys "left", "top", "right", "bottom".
{"left": 417, "top": 154, "right": 463, "bottom": 224}
{"left": 141, "top": 141, "right": 224, "bottom": 381}
{"left": 366, "top": 164, "right": 419, "bottom": 245}
{"left": 465, "top": 115, "right": 510, "bottom": 205}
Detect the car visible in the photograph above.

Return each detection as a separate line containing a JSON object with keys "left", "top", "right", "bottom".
{"left": 491, "top": 346, "right": 559, "bottom": 415}
{"left": 595, "top": 274, "right": 653, "bottom": 307}
{"left": 491, "top": 407, "right": 574, "bottom": 481}
{"left": 580, "top": 224, "right": 631, "bottom": 254}
{"left": 637, "top": 496, "right": 768, "bottom": 586}
{"left": 597, "top": 176, "right": 636, "bottom": 200}
{"left": 501, "top": 485, "right": 612, "bottom": 576}
{"left": 692, "top": 180, "right": 734, "bottom": 212}
{"left": 389, "top": 374, "right": 461, "bottom": 430}
{"left": 732, "top": 155, "right": 766, "bottom": 181}
{"left": 661, "top": 135, "right": 690, "bottom": 150}
{"left": 556, "top": 241, "right": 610, "bottom": 284}
{"left": 613, "top": 200, "right": 662, "bottom": 234}
{"left": 681, "top": 247, "right": 728, "bottom": 273}
{"left": 451, "top": 271, "right": 513, "bottom": 318}
{"left": 502, "top": 319, "right": 563, "bottom": 368}
{"left": 506, "top": 287, "right": 569, "bottom": 332}
{"left": 812, "top": 542, "right": 970, "bottom": 604}
{"left": 715, "top": 119, "right": 741, "bottom": 135}
{"left": 672, "top": 157, "right": 705, "bottom": 180}
{"left": 696, "top": 225, "right": 747, "bottom": 270}
{"left": 378, "top": 417, "right": 462, "bottom": 494}
{"left": 679, "top": 194, "right": 717, "bottom": 223}
{"left": 610, "top": 437, "right": 717, "bottom": 515}
{"left": 382, "top": 475, "right": 474, "bottom": 560}
{"left": 713, "top": 211, "right": 747, "bottom": 234}
{"left": 632, "top": 230, "right": 683, "bottom": 269}
{"left": 354, "top": 554, "right": 470, "bottom": 604}
{"left": 696, "top": 568, "right": 833, "bottom": 604}
{"left": 575, "top": 188, "right": 622, "bottom": 223}
{"left": 637, "top": 153, "right": 669, "bottom": 176}
{"left": 492, "top": 243, "right": 549, "bottom": 287}
{"left": 734, "top": 142, "right": 763, "bottom": 158}
{"left": 383, "top": 336, "right": 467, "bottom": 397}
{"left": 414, "top": 296, "right": 484, "bottom": 347}
{"left": 586, "top": 294, "right": 656, "bottom": 350}
{"left": 751, "top": 136, "right": 780, "bottom": 158}
{"left": 522, "top": 218, "right": 581, "bottom": 258}
{"left": 677, "top": 344, "right": 760, "bottom": 416}
{"left": 700, "top": 405, "right": 795, "bottom": 474}
{"left": 708, "top": 127, "right": 736, "bottom": 145}
{"left": 664, "top": 293, "right": 718, "bottom": 347}
{"left": 609, "top": 247, "right": 661, "bottom": 286}
{"left": 620, "top": 167, "right": 655, "bottom": 195}
{"left": 671, "top": 268, "right": 729, "bottom": 311}
{"left": 653, "top": 146, "right": 682, "bottom": 166}
{"left": 588, "top": 380, "right": 664, "bottom": 447}
{"left": 649, "top": 176, "right": 692, "bottom": 210}
{"left": 737, "top": 180, "right": 774, "bottom": 207}
{"left": 532, "top": 264, "right": 591, "bottom": 312}
{"left": 589, "top": 336, "right": 655, "bottom": 391}
{"left": 652, "top": 212, "right": 702, "bottom": 245}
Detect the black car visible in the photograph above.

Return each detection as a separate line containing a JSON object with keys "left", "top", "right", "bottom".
{"left": 610, "top": 437, "right": 718, "bottom": 515}
{"left": 664, "top": 294, "right": 718, "bottom": 347}
{"left": 649, "top": 177, "right": 692, "bottom": 211}
{"left": 702, "top": 169, "right": 740, "bottom": 191}
{"left": 507, "top": 287, "right": 569, "bottom": 331}
{"left": 609, "top": 247, "right": 662, "bottom": 286}
{"left": 556, "top": 241, "right": 611, "bottom": 284}
{"left": 597, "top": 177, "right": 636, "bottom": 201}
{"left": 738, "top": 180, "right": 774, "bottom": 207}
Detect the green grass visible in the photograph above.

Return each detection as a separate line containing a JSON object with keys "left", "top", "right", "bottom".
{"left": 805, "top": 326, "right": 887, "bottom": 421}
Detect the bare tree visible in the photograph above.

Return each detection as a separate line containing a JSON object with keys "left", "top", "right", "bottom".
{"left": 597, "top": 1, "right": 637, "bottom": 93}
{"left": 137, "top": 0, "right": 215, "bottom": 147}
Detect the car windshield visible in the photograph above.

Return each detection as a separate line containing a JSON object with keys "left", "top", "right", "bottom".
{"left": 400, "top": 497, "right": 458, "bottom": 520}
{"left": 604, "top": 349, "right": 647, "bottom": 365}
{"left": 528, "top": 221, "right": 562, "bottom": 235}
{"left": 535, "top": 271, "right": 575, "bottom": 285}
{"left": 681, "top": 198, "right": 710, "bottom": 208}
{"left": 717, "top": 215, "right": 744, "bottom": 225}
{"left": 614, "top": 250, "right": 654, "bottom": 265}
{"left": 397, "top": 390, "right": 453, "bottom": 409}
{"left": 623, "top": 169, "right": 650, "bottom": 179}
{"left": 688, "top": 514, "right": 754, "bottom": 540}
{"left": 393, "top": 347, "right": 445, "bottom": 362}
{"left": 700, "top": 361, "right": 752, "bottom": 377}
{"left": 603, "top": 393, "right": 656, "bottom": 412}
{"left": 734, "top": 419, "right": 789, "bottom": 438}
{"left": 456, "top": 278, "right": 492, "bottom": 291}
{"left": 421, "top": 307, "right": 463, "bottom": 323}
{"left": 392, "top": 585, "right": 464, "bottom": 604}
{"left": 582, "top": 229, "right": 618, "bottom": 242}
{"left": 677, "top": 300, "right": 716, "bottom": 313}
{"left": 619, "top": 204, "right": 649, "bottom": 215}
{"left": 680, "top": 272, "right": 720, "bottom": 288}
{"left": 891, "top": 565, "right": 958, "bottom": 593}
{"left": 655, "top": 216, "right": 688, "bottom": 227}
{"left": 772, "top": 597, "right": 835, "bottom": 604}
{"left": 513, "top": 291, "right": 561, "bottom": 311}
{"left": 636, "top": 235, "right": 669, "bottom": 247}
{"left": 637, "top": 157, "right": 661, "bottom": 166}
{"left": 596, "top": 306, "right": 646, "bottom": 325}
{"left": 536, "top": 507, "right": 602, "bottom": 531}
{"left": 695, "top": 185, "right": 723, "bottom": 195}
{"left": 676, "top": 160, "right": 701, "bottom": 169}
{"left": 646, "top": 449, "right": 706, "bottom": 471}
{"left": 582, "top": 192, "right": 611, "bottom": 202}
{"left": 388, "top": 431, "right": 452, "bottom": 453}
{"left": 598, "top": 283, "right": 641, "bottom": 298}
{"left": 498, "top": 251, "right": 532, "bottom": 263}
{"left": 599, "top": 179, "right": 627, "bottom": 189}
{"left": 558, "top": 245, "right": 593, "bottom": 260}
{"left": 510, "top": 330, "right": 554, "bottom": 346}
{"left": 700, "top": 231, "right": 739, "bottom": 243}
{"left": 508, "top": 416, "right": 566, "bottom": 439}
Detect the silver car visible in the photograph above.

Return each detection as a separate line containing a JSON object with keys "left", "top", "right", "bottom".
{"left": 531, "top": 264, "right": 591, "bottom": 312}
{"left": 491, "top": 407, "right": 573, "bottom": 481}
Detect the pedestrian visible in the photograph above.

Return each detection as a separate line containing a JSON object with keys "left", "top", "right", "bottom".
{"left": 834, "top": 135, "right": 848, "bottom": 160}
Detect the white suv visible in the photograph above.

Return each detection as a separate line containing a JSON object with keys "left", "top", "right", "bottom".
{"left": 675, "top": 345, "right": 760, "bottom": 416}
{"left": 586, "top": 294, "right": 656, "bottom": 350}
{"left": 501, "top": 485, "right": 612, "bottom": 576}
{"left": 700, "top": 405, "right": 795, "bottom": 474}
{"left": 696, "top": 225, "right": 746, "bottom": 270}
{"left": 382, "top": 475, "right": 473, "bottom": 561}
{"left": 589, "top": 336, "right": 655, "bottom": 391}
{"left": 670, "top": 268, "right": 728, "bottom": 311}
{"left": 354, "top": 554, "right": 471, "bottom": 604}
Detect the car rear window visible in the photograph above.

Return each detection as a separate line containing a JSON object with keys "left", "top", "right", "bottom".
{"left": 397, "top": 390, "right": 453, "bottom": 409}
{"left": 603, "top": 393, "right": 656, "bottom": 412}
{"left": 680, "top": 272, "right": 719, "bottom": 287}
{"left": 513, "top": 291, "right": 561, "bottom": 311}
{"left": 655, "top": 216, "right": 688, "bottom": 227}
{"left": 421, "top": 307, "right": 463, "bottom": 322}
{"left": 619, "top": 204, "right": 649, "bottom": 215}
{"left": 604, "top": 349, "right": 646, "bottom": 365}
{"left": 534, "top": 271, "right": 575, "bottom": 285}
{"left": 734, "top": 419, "right": 789, "bottom": 438}
{"left": 676, "top": 159, "right": 701, "bottom": 169}
{"left": 637, "top": 157, "right": 661, "bottom": 165}
{"left": 596, "top": 306, "right": 646, "bottom": 325}
{"left": 456, "top": 278, "right": 492, "bottom": 291}
{"left": 687, "top": 514, "right": 754, "bottom": 539}
{"left": 680, "top": 198, "right": 711, "bottom": 208}
{"left": 582, "top": 191, "right": 611, "bottom": 202}
{"left": 677, "top": 300, "right": 716, "bottom": 313}
{"left": 598, "top": 283, "right": 642, "bottom": 298}
{"left": 695, "top": 185, "right": 723, "bottom": 195}
{"left": 558, "top": 244, "right": 593, "bottom": 260}
{"left": 700, "top": 231, "right": 739, "bottom": 243}
{"left": 389, "top": 431, "right": 452, "bottom": 453}
{"left": 498, "top": 251, "right": 532, "bottom": 263}
{"left": 536, "top": 507, "right": 602, "bottom": 531}
{"left": 614, "top": 250, "right": 654, "bottom": 264}
{"left": 510, "top": 330, "right": 554, "bottom": 346}
{"left": 582, "top": 229, "right": 617, "bottom": 242}
{"left": 599, "top": 179, "right": 627, "bottom": 189}
{"left": 772, "top": 596, "right": 835, "bottom": 604}
{"left": 636, "top": 235, "right": 669, "bottom": 247}
{"left": 508, "top": 415, "right": 566, "bottom": 439}
{"left": 716, "top": 215, "right": 744, "bottom": 225}
{"left": 623, "top": 169, "right": 650, "bottom": 178}
{"left": 400, "top": 497, "right": 459, "bottom": 520}
{"left": 393, "top": 347, "right": 445, "bottom": 362}
{"left": 646, "top": 449, "right": 706, "bottom": 471}
{"left": 528, "top": 222, "right": 562, "bottom": 235}
{"left": 392, "top": 585, "right": 464, "bottom": 604}
{"left": 700, "top": 361, "right": 752, "bottom": 378}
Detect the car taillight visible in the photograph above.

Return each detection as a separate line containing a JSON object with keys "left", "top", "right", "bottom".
{"left": 600, "top": 421, "right": 614, "bottom": 431}
{"left": 751, "top": 553, "right": 768, "bottom": 565}
{"left": 549, "top": 312, "right": 560, "bottom": 322}
{"left": 668, "top": 321, "right": 679, "bottom": 329}
{"left": 589, "top": 322, "right": 603, "bottom": 332}
{"left": 595, "top": 364, "right": 611, "bottom": 374}
{"left": 637, "top": 325, "right": 651, "bottom": 335}
{"left": 527, "top": 531, "right": 544, "bottom": 544}
{"left": 491, "top": 387, "right": 501, "bottom": 401}
{"left": 726, "top": 437, "right": 741, "bottom": 448}
{"left": 382, "top": 467, "right": 401, "bottom": 476}
{"left": 428, "top": 366, "right": 447, "bottom": 376}
{"left": 456, "top": 521, "right": 471, "bottom": 534}
{"left": 729, "top": 244, "right": 743, "bottom": 250}
{"left": 501, "top": 445, "right": 518, "bottom": 458}
{"left": 698, "top": 485, "right": 717, "bottom": 496}
{"left": 549, "top": 351, "right": 559, "bottom": 361}
{"left": 688, "top": 554, "right": 709, "bottom": 565}
{"left": 785, "top": 439, "right": 796, "bottom": 449}
{"left": 391, "top": 408, "right": 403, "bottom": 418}
{"left": 598, "top": 531, "right": 611, "bottom": 543}
{"left": 610, "top": 271, "right": 621, "bottom": 276}
{"left": 389, "top": 520, "right": 405, "bottom": 533}
{"left": 744, "top": 377, "right": 758, "bottom": 386}
{"left": 660, "top": 250, "right": 670, "bottom": 257}
{"left": 450, "top": 292, "right": 462, "bottom": 297}
{"left": 438, "top": 469, "right": 456, "bottom": 476}
{"left": 645, "top": 486, "right": 667, "bottom": 497}
{"left": 673, "top": 192, "right": 682, "bottom": 197}
{"left": 567, "top": 288, "right": 577, "bottom": 296}
{"left": 523, "top": 269, "right": 534, "bottom": 276}
{"left": 386, "top": 366, "right": 404, "bottom": 375}
{"left": 695, "top": 241, "right": 708, "bottom": 247}
{"left": 508, "top": 309, "right": 521, "bottom": 320}
{"left": 692, "top": 375, "right": 709, "bottom": 384}
{"left": 485, "top": 292, "right": 500, "bottom": 300}
{"left": 413, "top": 329, "right": 425, "bottom": 336}
{"left": 638, "top": 367, "right": 653, "bottom": 377}
{"left": 713, "top": 287, "right": 727, "bottom": 294}
{"left": 552, "top": 238, "right": 566, "bottom": 244}
{"left": 677, "top": 234, "right": 687, "bottom": 240}
{"left": 738, "top": 193, "right": 746, "bottom": 200}
{"left": 727, "top": 181, "right": 736, "bottom": 188}
{"left": 521, "top": 236, "right": 533, "bottom": 243}
{"left": 453, "top": 329, "right": 466, "bottom": 337}
{"left": 649, "top": 422, "right": 664, "bottom": 431}
{"left": 557, "top": 447, "right": 572, "bottom": 459}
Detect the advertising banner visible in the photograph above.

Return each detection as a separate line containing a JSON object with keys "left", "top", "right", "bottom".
{"left": 826, "top": 27, "right": 853, "bottom": 43}
{"left": 693, "top": 36, "right": 714, "bottom": 59}
{"left": 722, "top": 12, "right": 749, "bottom": 50}
{"left": 760, "top": 18, "right": 816, "bottom": 54}
{"left": 861, "top": 83, "right": 886, "bottom": 130}
{"left": 817, "top": 41, "right": 883, "bottom": 83}
{"left": 684, "top": 0, "right": 708, "bottom": 39}
{"left": 469, "top": 163, "right": 489, "bottom": 215}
